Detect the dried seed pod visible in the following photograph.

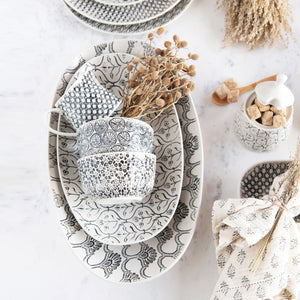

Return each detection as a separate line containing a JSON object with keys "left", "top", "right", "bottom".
{"left": 188, "top": 53, "right": 192, "bottom": 59}
{"left": 151, "top": 57, "right": 158, "bottom": 66}
{"left": 146, "top": 56, "right": 151, "bottom": 63}
{"left": 149, "top": 66, "right": 156, "bottom": 72}
{"left": 175, "top": 90, "right": 182, "bottom": 99}
{"left": 174, "top": 79, "right": 180, "bottom": 86}
{"left": 173, "top": 35, "right": 180, "bottom": 43}
{"left": 182, "top": 64, "right": 188, "bottom": 72}
{"left": 164, "top": 41, "right": 172, "bottom": 49}
{"left": 191, "top": 54, "right": 199, "bottom": 60}
{"left": 151, "top": 71, "right": 159, "bottom": 80}
{"left": 184, "top": 88, "right": 191, "bottom": 95}
{"left": 166, "top": 63, "right": 174, "bottom": 71}
{"left": 132, "top": 57, "right": 140, "bottom": 64}
{"left": 139, "top": 66, "right": 147, "bottom": 73}
{"left": 189, "top": 65, "right": 196, "bottom": 71}
{"left": 180, "top": 41, "right": 188, "bottom": 48}
{"left": 127, "top": 65, "right": 133, "bottom": 72}
{"left": 180, "top": 78, "right": 189, "bottom": 85}
{"left": 155, "top": 48, "right": 162, "bottom": 56}
{"left": 156, "top": 98, "right": 165, "bottom": 107}
{"left": 162, "top": 77, "right": 171, "bottom": 85}
{"left": 157, "top": 27, "right": 164, "bottom": 35}
{"left": 188, "top": 81, "right": 195, "bottom": 91}
{"left": 148, "top": 33, "right": 154, "bottom": 40}
{"left": 130, "top": 73, "right": 138, "bottom": 81}
{"left": 188, "top": 70, "right": 196, "bottom": 77}
{"left": 129, "top": 80, "right": 138, "bottom": 88}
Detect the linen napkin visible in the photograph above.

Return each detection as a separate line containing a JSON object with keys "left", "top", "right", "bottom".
{"left": 211, "top": 171, "right": 300, "bottom": 299}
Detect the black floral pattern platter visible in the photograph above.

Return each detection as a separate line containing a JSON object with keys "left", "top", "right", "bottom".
{"left": 63, "top": 0, "right": 193, "bottom": 34}
{"left": 57, "top": 52, "right": 184, "bottom": 245}
{"left": 65, "top": 0, "right": 180, "bottom": 26}
{"left": 48, "top": 39, "right": 203, "bottom": 283}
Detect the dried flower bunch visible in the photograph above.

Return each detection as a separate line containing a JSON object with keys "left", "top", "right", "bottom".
{"left": 218, "top": 0, "right": 294, "bottom": 49}
{"left": 122, "top": 27, "right": 198, "bottom": 119}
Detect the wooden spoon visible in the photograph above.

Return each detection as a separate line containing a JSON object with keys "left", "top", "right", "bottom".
{"left": 212, "top": 74, "right": 277, "bottom": 106}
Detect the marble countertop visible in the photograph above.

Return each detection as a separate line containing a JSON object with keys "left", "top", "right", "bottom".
{"left": 1, "top": 0, "right": 300, "bottom": 299}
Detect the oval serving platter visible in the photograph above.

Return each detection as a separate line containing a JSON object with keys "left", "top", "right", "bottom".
{"left": 48, "top": 39, "right": 203, "bottom": 283}
{"left": 56, "top": 53, "right": 184, "bottom": 246}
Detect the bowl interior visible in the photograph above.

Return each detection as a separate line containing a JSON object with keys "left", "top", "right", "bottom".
{"left": 245, "top": 92, "right": 293, "bottom": 130}
{"left": 240, "top": 160, "right": 299, "bottom": 222}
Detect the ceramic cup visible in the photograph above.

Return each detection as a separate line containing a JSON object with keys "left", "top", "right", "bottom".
{"left": 77, "top": 152, "right": 156, "bottom": 204}
{"left": 49, "top": 71, "right": 122, "bottom": 131}
{"left": 233, "top": 92, "right": 293, "bottom": 152}
{"left": 78, "top": 117, "right": 154, "bottom": 157}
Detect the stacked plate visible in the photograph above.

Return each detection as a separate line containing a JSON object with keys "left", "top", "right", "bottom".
{"left": 62, "top": 0, "right": 193, "bottom": 34}
{"left": 48, "top": 39, "right": 203, "bottom": 282}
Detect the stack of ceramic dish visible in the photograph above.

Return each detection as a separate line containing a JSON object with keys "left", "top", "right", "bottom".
{"left": 48, "top": 40, "right": 203, "bottom": 283}
{"left": 62, "top": 0, "right": 193, "bottom": 34}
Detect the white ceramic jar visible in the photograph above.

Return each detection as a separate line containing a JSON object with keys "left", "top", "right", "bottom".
{"left": 233, "top": 92, "right": 293, "bottom": 152}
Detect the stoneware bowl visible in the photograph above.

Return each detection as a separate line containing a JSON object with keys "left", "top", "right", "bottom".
{"left": 239, "top": 160, "right": 300, "bottom": 223}
{"left": 53, "top": 70, "right": 122, "bottom": 129}
{"left": 78, "top": 117, "right": 154, "bottom": 157}
{"left": 233, "top": 92, "right": 293, "bottom": 152}
{"left": 77, "top": 152, "right": 156, "bottom": 204}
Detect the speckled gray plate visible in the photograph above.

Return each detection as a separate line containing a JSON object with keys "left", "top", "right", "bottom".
{"left": 63, "top": 0, "right": 193, "bottom": 34}
{"left": 49, "top": 39, "right": 203, "bottom": 283}
{"left": 65, "top": 0, "right": 180, "bottom": 25}
{"left": 94, "top": 0, "right": 142, "bottom": 6}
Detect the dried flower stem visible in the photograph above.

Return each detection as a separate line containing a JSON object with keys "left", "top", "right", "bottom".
{"left": 218, "top": 0, "right": 294, "bottom": 49}
{"left": 249, "top": 138, "right": 300, "bottom": 274}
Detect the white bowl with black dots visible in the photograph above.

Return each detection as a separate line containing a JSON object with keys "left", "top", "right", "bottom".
{"left": 55, "top": 71, "right": 122, "bottom": 129}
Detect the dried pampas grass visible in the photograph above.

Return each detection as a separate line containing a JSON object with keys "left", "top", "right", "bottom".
{"left": 218, "top": 0, "right": 294, "bottom": 49}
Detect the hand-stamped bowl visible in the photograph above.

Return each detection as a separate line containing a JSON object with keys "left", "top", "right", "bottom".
{"left": 233, "top": 92, "right": 293, "bottom": 152}
{"left": 77, "top": 152, "right": 156, "bottom": 204}
{"left": 78, "top": 117, "right": 154, "bottom": 157}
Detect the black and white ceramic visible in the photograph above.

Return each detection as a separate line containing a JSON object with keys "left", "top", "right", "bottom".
{"left": 56, "top": 52, "right": 184, "bottom": 246}
{"left": 78, "top": 152, "right": 156, "bottom": 203}
{"left": 48, "top": 39, "right": 203, "bottom": 282}
{"left": 95, "top": 0, "right": 142, "bottom": 5}
{"left": 78, "top": 117, "right": 154, "bottom": 156}
{"left": 233, "top": 92, "right": 293, "bottom": 152}
{"left": 239, "top": 160, "right": 300, "bottom": 223}
{"left": 54, "top": 70, "right": 121, "bottom": 129}
{"left": 65, "top": 0, "right": 180, "bottom": 25}
{"left": 63, "top": 0, "right": 193, "bottom": 34}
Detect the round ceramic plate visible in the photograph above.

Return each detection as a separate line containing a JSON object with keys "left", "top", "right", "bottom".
{"left": 63, "top": 0, "right": 193, "bottom": 34}
{"left": 64, "top": 0, "right": 180, "bottom": 26}
{"left": 49, "top": 39, "right": 203, "bottom": 283}
{"left": 94, "top": 0, "right": 142, "bottom": 6}
{"left": 56, "top": 53, "right": 184, "bottom": 246}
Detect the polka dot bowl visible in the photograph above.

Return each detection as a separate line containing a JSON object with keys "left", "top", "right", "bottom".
{"left": 77, "top": 151, "right": 156, "bottom": 204}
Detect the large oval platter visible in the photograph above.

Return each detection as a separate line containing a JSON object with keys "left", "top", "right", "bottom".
{"left": 56, "top": 52, "right": 184, "bottom": 246}
{"left": 48, "top": 40, "right": 203, "bottom": 282}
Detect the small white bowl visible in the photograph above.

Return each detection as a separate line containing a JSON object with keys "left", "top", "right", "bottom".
{"left": 77, "top": 152, "right": 156, "bottom": 204}
{"left": 233, "top": 92, "right": 293, "bottom": 152}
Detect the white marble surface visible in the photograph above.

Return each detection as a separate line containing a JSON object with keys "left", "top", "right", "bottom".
{"left": 1, "top": 0, "right": 300, "bottom": 299}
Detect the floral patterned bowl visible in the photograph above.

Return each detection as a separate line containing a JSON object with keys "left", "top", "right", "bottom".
{"left": 78, "top": 117, "right": 154, "bottom": 157}
{"left": 77, "top": 152, "right": 156, "bottom": 204}
{"left": 233, "top": 92, "right": 293, "bottom": 152}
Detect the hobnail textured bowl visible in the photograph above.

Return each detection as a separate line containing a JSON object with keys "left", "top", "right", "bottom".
{"left": 78, "top": 117, "right": 154, "bottom": 157}
{"left": 239, "top": 160, "right": 300, "bottom": 222}
{"left": 55, "top": 71, "right": 121, "bottom": 129}
{"left": 77, "top": 152, "right": 156, "bottom": 204}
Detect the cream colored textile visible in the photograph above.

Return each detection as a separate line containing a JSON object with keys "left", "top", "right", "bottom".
{"left": 211, "top": 173, "right": 300, "bottom": 300}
